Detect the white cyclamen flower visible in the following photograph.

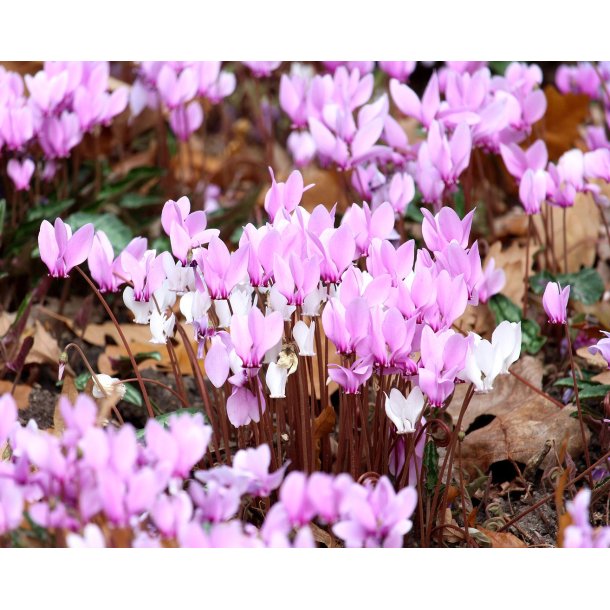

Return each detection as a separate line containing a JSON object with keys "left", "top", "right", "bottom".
{"left": 150, "top": 310, "right": 176, "bottom": 344}
{"left": 91, "top": 374, "right": 127, "bottom": 400}
{"left": 384, "top": 386, "right": 425, "bottom": 434}
{"left": 266, "top": 362, "right": 288, "bottom": 398}
{"left": 293, "top": 320, "right": 316, "bottom": 356}
{"left": 459, "top": 321, "right": 521, "bottom": 392}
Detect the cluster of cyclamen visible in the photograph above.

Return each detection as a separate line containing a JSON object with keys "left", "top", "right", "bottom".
{"left": 129, "top": 61, "right": 236, "bottom": 141}
{"left": 38, "top": 167, "right": 517, "bottom": 436}
{"left": 279, "top": 61, "right": 546, "bottom": 209}
{"left": 502, "top": 137, "right": 610, "bottom": 214}
{"left": 0, "top": 61, "right": 128, "bottom": 191}
{"left": 0, "top": 393, "right": 416, "bottom": 548}
{"left": 556, "top": 62, "right": 610, "bottom": 123}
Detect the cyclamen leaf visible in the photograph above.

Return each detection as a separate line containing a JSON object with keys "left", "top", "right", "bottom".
{"left": 68, "top": 212, "right": 133, "bottom": 252}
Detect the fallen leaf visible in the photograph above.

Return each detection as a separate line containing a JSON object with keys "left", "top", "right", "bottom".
{"left": 459, "top": 397, "right": 587, "bottom": 476}
{"left": 25, "top": 321, "right": 61, "bottom": 366}
{"left": 537, "top": 86, "right": 590, "bottom": 161}
{"left": 492, "top": 211, "right": 529, "bottom": 239}
{"left": 448, "top": 356, "right": 544, "bottom": 430}
{"left": 576, "top": 345, "right": 607, "bottom": 370}
{"left": 485, "top": 239, "right": 533, "bottom": 306}
{"left": 0, "top": 312, "right": 16, "bottom": 335}
{"left": 99, "top": 339, "right": 198, "bottom": 376}
{"left": 310, "top": 522, "right": 339, "bottom": 548}
{"left": 80, "top": 321, "right": 153, "bottom": 348}
{"left": 454, "top": 304, "right": 495, "bottom": 336}
{"left": 300, "top": 167, "right": 349, "bottom": 214}
{"left": 591, "top": 370, "right": 610, "bottom": 384}
{"left": 54, "top": 374, "right": 79, "bottom": 436}
{"left": 0, "top": 381, "right": 31, "bottom": 408}
{"left": 313, "top": 405, "right": 336, "bottom": 441}
{"left": 477, "top": 527, "right": 526, "bottom": 548}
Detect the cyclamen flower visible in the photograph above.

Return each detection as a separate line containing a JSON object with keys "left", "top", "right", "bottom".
{"left": 459, "top": 321, "right": 522, "bottom": 392}
{"left": 385, "top": 387, "right": 425, "bottom": 434}
{"left": 38, "top": 218, "right": 94, "bottom": 278}
{"left": 421, "top": 207, "right": 474, "bottom": 252}
{"left": 0, "top": 394, "right": 18, "bottom": 446}
{"left": 500, "top": 139, "right": 548, "bottom": 180}
{"left": 333, "top": 477, "right": 417, "bottom": 548}
{"left": 327, "top": 358, "right": 373, "bottom": 394}
{"left": 519, "top": 168, "right": 547, "bottom": 215}
{"left": 243, "top": 62, "right": 281, "bottom": 77}
{"left": 418, "top": 327, "right": 469, "bottom": 406}
{"left": 91, "top": 374, "right": 126, "bottom": 400}
{"left": 563, "top": 489, "right": 610, "bottom": 548}
{"left": 263, "top": 168, "right": 312, "bottom": 221}
{"left": 379, "top": 61, "right": 416, "bottom": 82}
{"left": 7, "top": 158, "right": 35, "bottom": 191}
{"left": 88, "top": 233, "right": 147, "bottom": 293}
{"left": 287, "top": 131, "right": 316, "bottom": 167}
{"left": 588, "top": 331, "right": 610, "bottom": 365}
{"left": 230, "top": 308, "right": 284, "bottom": 368}
{"left": 542, "top": 282, "right": 570, "bottom": 324}
{"left": 161, "top": 196, "right": 219, "bottom": 264}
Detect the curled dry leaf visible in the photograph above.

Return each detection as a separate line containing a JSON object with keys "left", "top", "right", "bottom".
{"left": 459, "top": 397, "right": 587, "bottom": 477}
{"left": 450, "top": 356, "right": 588, "bottom": 475}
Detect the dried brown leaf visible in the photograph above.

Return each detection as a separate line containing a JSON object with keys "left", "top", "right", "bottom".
{"left": 25, "top": 321, "right": 61, "bottom": 366}
{"left": 459, "top": 397, "right": 587, "bottom": 476}
{"left": 477, "top": 527, "right": 527, "bottom": 548}
{"left": 0, "top": 381, "right": 32, "bottom": 409}
{"left": 538, "top": 86, "right": 590, "bottom": 161}
{"left": 448, "top": 356, "right": 544, "bottom": 430}
{"left": 485, "top": 239, "right": 533, "bottom": 305}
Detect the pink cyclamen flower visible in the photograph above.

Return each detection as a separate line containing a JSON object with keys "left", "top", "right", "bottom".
{"left": 243, "top": 62, "right": 281, "bottom": 77}
{"left": 421, "top": 207, "right": 474, "bottom": 252}
{"left": 230, "top": 308, "right": 284, "bottom": 368}
{"left": 38, "top": 218, "right": 94, "bottom": 278}
{"left": 333, "top": 476, "right": 417, "bottom": 548}
{"left": 542, "top": 281, "right": 570, "bottom": 324}
{"left": 287, "top": 131, "right": 316, "bottom": 167}
{"left": 7, "top": 158, "right": 35, "bottom": 191}
{"left": 263, "top": 168, "right": 312, "bottom": 221}
{"left": 169, "top": 102, "right": 204, "bottom": 141}
{"left": 563, "top": 488, "right": 610, "bottom": 548}
{"left": 327, "top": 357, "right": 373, "bottom": 394}
{"left": 379, "top": 61, "right": 416, "bottom": 82}
{"left": 0, "top": 394, "right": 18, "bottom": 446}
{"left": 519, "top": 168, "right": 547, "bottom": 215}
{"left": 500, "top": 139, "right": 548, "bottom": 181}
